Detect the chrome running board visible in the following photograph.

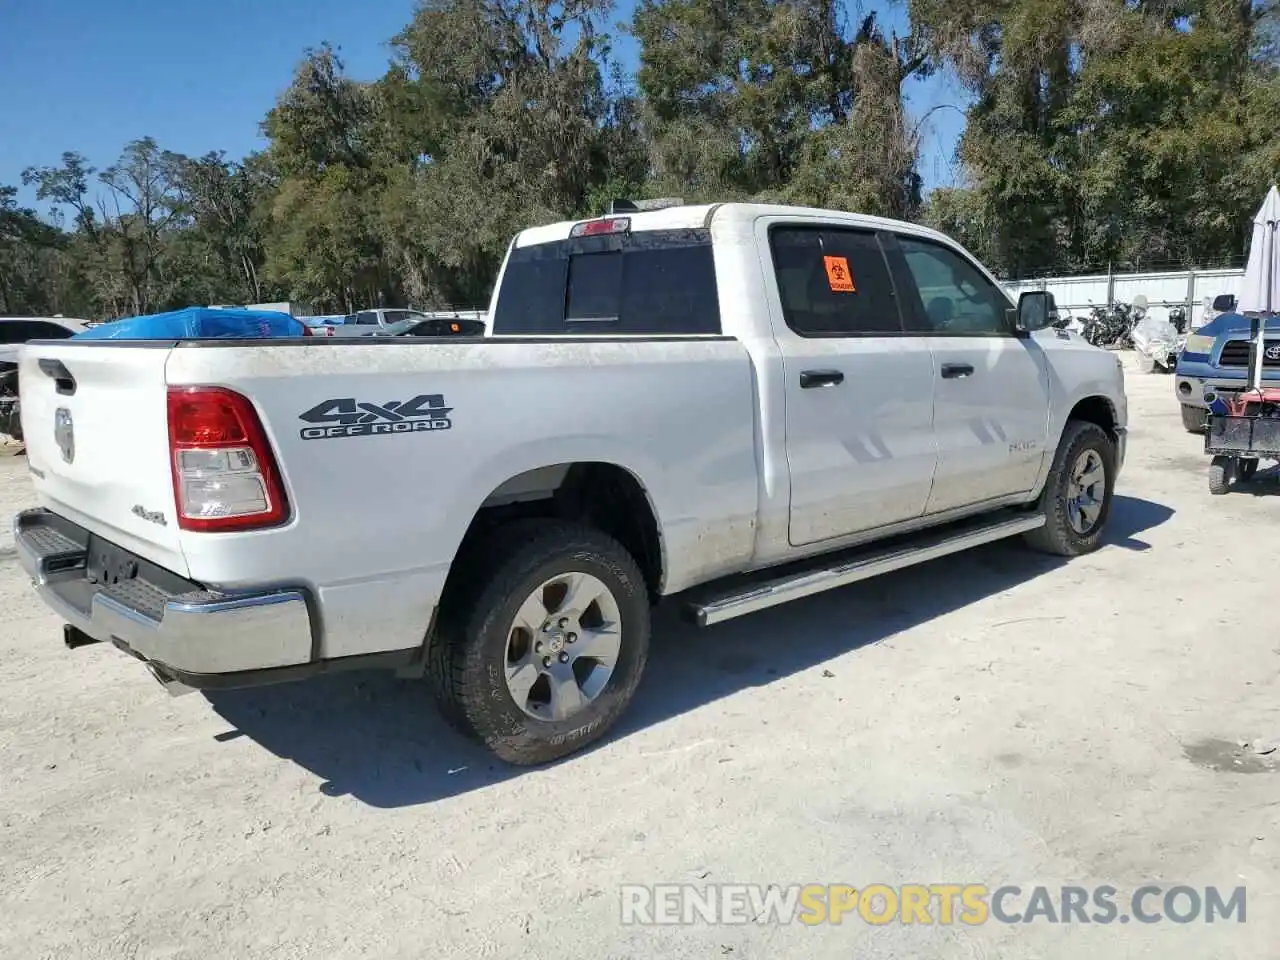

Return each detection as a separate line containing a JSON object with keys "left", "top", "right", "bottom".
{"left": 685, "top": 512, "right": 1046, "bottom": 627}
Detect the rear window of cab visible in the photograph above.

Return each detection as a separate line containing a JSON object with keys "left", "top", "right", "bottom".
{"left": 492, "top": 228, "right": 721, "bottom": 336}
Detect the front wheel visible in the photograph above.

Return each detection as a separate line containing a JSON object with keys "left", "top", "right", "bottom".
{"left": 1208, "top": 456, "right": 1234, "bottom": 495}
{"left": 1180, "top": 404, "right": 1207, "bottom": 434}
{"left": 429, "top": 519, "right": 651, "bottom": 766}
{"left": 1023, "top": 421, "right": 1116, "bottom": 557}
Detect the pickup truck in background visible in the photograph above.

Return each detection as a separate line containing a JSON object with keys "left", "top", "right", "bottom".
{"left": 1174, "top": 311, "right": 1280, "bottom": 433}
{"left": 14, "top": 202, "right": 1127, "bottom": 765}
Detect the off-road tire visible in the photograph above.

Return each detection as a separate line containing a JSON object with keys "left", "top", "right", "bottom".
{"left": 1208, "top": 456, "right": 1233, "bottom": 495}
{"left": 1023, "top": 420, "right": 1116, "bottom": 557}
{"left": 1180, "top": 404, "right": 1207, "bottom": 434}
{"left": 427, "top": 519, "right": 650, "bottom": 766}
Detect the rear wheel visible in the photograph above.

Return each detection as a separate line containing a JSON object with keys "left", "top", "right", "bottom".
{"left": 1180, "top": 404, "right": 1207, "bottom": 434}
{"left": 428, "top": 519, "right": 650, "bottom": 765}
{"left": 1024, "top": 421, "right": 1116, "bottom": 557}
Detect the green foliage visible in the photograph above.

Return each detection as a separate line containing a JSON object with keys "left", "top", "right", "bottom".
{"left": 913, "top": 0, "right": 1280, "bottom": 276}
{"left": 3, "top": 0, "right": 1278, "bottom": 318}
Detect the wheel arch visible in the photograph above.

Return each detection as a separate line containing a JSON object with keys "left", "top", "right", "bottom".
{"left": 1065, "top": 394, "right": 1119, "bottom": 440}
{"left": 446, "top": 461, "right": 666, "bottom": 605}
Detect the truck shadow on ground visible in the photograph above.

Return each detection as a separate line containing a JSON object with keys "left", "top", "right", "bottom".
{"left": 205, "top": 495, "right": 1172, "bottom": 809}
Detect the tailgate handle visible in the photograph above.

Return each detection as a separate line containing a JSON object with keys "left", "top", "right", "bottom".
{"left": 800, "top": 369, "right": 845, "bottom": 389}
{"left": 37, "top": 359, "right": 76, "bottom": 396}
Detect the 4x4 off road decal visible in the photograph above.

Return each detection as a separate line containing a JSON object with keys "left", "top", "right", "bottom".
{"left": 298, "top": 394, "right": 452, "bottom": 440}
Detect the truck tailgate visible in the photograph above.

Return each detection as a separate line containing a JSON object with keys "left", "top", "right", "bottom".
{"left": 19, "top": 343, "right": 189, "bottom": 577}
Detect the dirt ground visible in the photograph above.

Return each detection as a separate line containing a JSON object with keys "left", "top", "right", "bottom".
{"left": 1, "top": 359, "right": 1278, "bottom": 960}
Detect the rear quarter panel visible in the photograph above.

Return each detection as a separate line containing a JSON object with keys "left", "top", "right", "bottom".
{"left": 165, "top": 338, "right": 760, "bottom": 658}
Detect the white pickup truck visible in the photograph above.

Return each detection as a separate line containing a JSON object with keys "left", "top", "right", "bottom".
{"left": 13, "top": 202, "right": 1127, "bottom": 765}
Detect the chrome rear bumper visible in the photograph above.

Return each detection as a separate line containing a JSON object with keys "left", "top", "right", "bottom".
{"left": 14, "top": 509, "right": 314, "bottom": 683}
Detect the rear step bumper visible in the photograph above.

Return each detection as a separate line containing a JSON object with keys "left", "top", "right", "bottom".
{"left": 14, "top": 508, "right": 314, "bottom": 682}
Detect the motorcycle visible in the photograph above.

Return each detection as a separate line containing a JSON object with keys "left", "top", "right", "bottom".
{"left": 1082, "top": 297, "right": 1147, "bottom": 349}
{"left": 1083, "top": 303, "right": 1129, "bottom": 347}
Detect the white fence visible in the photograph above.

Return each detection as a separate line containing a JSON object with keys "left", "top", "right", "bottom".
{"left": 1003, "top": 267, "right": 1244, "bottom": 328}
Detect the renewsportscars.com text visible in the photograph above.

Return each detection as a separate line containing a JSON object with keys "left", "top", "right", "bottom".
{"left": 619, "top": 883, "right": 1247, "bottom": 926}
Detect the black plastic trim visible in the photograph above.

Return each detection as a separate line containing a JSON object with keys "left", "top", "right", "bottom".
{"left": 150, "top": 647, "right": 423, "bottom": 690}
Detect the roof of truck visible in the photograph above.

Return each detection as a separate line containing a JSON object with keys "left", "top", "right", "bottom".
{"left": 513, "top": 202, "right": 953, "bottom": 248}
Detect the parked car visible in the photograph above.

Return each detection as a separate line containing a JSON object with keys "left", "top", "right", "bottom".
{"left": 1173, "top": 311, "right": 1280, "bottom": 433}
{"left": 14, "top": 202, "right": 1127, "bottom": 765}
{"left": 326, "top": 308, "right": 486, "bottom": 337}
{"left": 0, "top": 316, "right": 88, "bottom": 441}
{"left": 375, "top": 315, "right": 487, "bottom": 338}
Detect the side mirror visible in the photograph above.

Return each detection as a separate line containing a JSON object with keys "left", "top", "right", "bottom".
{"left": 1212, "top": 294, "right": 1237, "bottom": 312}
{"left": 1016, "top": 291, "right": 1057, "bottom": 333}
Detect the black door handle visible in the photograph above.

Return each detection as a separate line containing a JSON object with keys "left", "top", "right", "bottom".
{"left": 940, "top": 363, "right": 975, "bottom": 380}
{"left": 800, "top": 369, "right": 845, "bottom": 389}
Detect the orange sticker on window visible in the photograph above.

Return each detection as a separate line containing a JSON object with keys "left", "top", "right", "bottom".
{"left": 824, "top": 255, "right": 856, "bottom": 293}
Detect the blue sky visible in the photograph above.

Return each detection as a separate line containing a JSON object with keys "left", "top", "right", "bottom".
{"left": 0, "top": 0, "right": 969, "bottom": 214}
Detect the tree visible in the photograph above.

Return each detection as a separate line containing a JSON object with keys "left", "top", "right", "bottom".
{"left": 170, "top": 151, "right": 277, "bottom": 304}
{"left": 263, "top": 46, "right": 388, "bottom": 310}
{"left": 372, "top": 0, "right": 638, "bottom": 306}
{"left": 779, "top": 12, "right": 931, "bottom": 218}
{"left": 0, "top": 186, "right": 69, "bottom": 315}
{"left": 908, "top": 0, "right": 1280, "bottom": 275}
{"left": 5, "top": 0, "right": 1279, "bottom": 323}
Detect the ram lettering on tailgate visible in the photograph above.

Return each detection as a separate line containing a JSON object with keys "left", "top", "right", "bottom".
{"left": 298, "top": 394, "right": 453, "bottom": 440}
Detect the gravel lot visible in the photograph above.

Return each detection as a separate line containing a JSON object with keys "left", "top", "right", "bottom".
{"left": 1, "top": 360, "right": 1278, "bottom": 959}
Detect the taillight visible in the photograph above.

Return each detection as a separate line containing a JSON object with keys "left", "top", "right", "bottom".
{"left": 166, "top": 387, "right": 289, "bottom": 532}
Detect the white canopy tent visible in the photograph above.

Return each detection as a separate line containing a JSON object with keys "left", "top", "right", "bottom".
{"left": 1240, "top": 185, "right": 1280, "bottom": 390}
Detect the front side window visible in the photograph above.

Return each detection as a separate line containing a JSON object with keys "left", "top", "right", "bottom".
{"left": 897, "top": 237, "right": 1011, "bottom": 335}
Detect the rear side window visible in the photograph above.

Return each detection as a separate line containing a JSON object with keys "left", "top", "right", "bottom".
{"left": 355, "top": 311, "right": 380, "bottom": 326}
{"left": 769, "top": 226, "right": 903, "bottom": 336}
{"left": 0, "top": 321, "right": 78, "bottom": 343}
{"left": 492, "top": 229, "right": 721, "bottom": 335}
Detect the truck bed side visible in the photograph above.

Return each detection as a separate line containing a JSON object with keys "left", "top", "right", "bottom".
{"left": 163, "top": 336, "right": 760, "bottom": 658}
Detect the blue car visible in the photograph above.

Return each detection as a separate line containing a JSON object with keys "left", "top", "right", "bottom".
{"left": 1174, "top": 312, "right": 1280, "bottom": 432}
